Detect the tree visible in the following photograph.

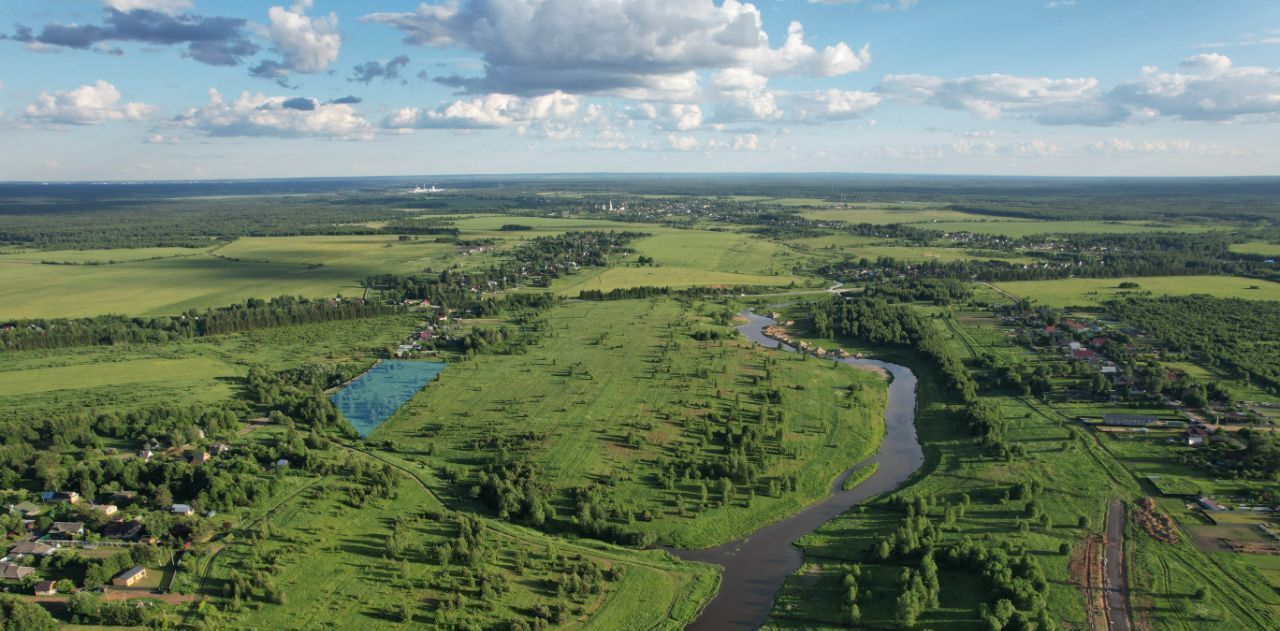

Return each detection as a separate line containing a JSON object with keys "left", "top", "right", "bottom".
{"left": 0, "top": 595, "right": 58, "bottom": 631}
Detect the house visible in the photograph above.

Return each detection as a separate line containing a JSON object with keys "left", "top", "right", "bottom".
{"left": 189, "top": 450, "right": 211, "bottom": 466}
{"left": 1102, "top": 413, "right": 1157, "bottom": 427}
{"left": 9, "top": 501, "right": 41, "bottom": 517}
{"left": 275, "top": 458, "right": 290, "bottom": 468}
{"left": 1062, "top": 319, "right": 1088, "bottom": 333}
{"left": 0, "top": 562, "right": 33, "bottom": 581}
{"left": 209, "top": 443, "right": 231, "bottom": 455}
{"left": 1072, "top": 349, "right": 1100, "bottom": 362}
{"left": 110, "top": 491, "right": 138, "bottom": 505}
{"left": 33, "top": 580, "right": 57, "bottom": 596}
{"left": 8, "top": 542, "right": 56, "bottom": 558}
{"left": 1185, "top": 425, "right": 1214, "bottom": 447}
{"left": 88, "top": 504, "right": 118, "bottom": 516}
{"left": 102, "top": 520, "right": 144, "bottom": 541}
{"left": 1091, "top": 336, "right": 1107, "bottom": 348}
{"left": 49, "top": 522, "right": 85, "bottom": 539}
{"left": 40, "top": 491, "right": 80, "bottom": 504}
{"left": 112, "top": 566, "right": 147, "bottom": 587}
{"left": 138, "top": 448, "right": 154, "bottom": 462}
{"left": 1197, "top": 496, "right": 1226, "bottom": 512}
{"left": 171, "top": 504, "right": 194, "bottom": 516}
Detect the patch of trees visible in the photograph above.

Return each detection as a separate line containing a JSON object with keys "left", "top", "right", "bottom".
{"left": 863, "top": 278, "right": 973, "bottom": 305}
{"left": 576, "top": 285, "right": 775, "bottom": 301}
{"left": 366, "top": 231, "right": 642, "bottom": 309}
{"left": 1107, "top": 295, "right": 1280, "bottom": 395}
{"left": 810, "top": 297, "right": 1013, "bottom": 452}
{"left": 2, "top": 295, "right": 400, "bottom": 351}
{"left": 0, "top": 595, "right": 57, "bottom": 631}
{"left": 247, "top": 365, "right": 353, "bottom": 436}
{"left": 942, "top": 539, "right": 1056, "bottom": 631}
{"left": 1183, "top": 428, "right": 1280, "bottom": 480}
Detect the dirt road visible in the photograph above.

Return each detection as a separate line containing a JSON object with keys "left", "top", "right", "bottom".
{"left": 1103, "top": 500, "right": 1133, "bottom": 631}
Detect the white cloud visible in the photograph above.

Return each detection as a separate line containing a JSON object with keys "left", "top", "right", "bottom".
{"left": 24, "top": 80, "right": 156, "bottom": 125}
{"left": 732, "top": 133, "right": 759, "bottom": 151}
{"left": 667, "top": 104, "right": 703, "bottom": 131}
{"left": 877, "top": 54, "right": 1280, "bottom": 126}
{"left": 709, "top": 67, "right": 783, "bottom": 121}
{"left": 102, "top": 0, "right": 193, "bottom": 14}
{"left": 384, "top": 91, "right": 581, "bottom": 129}
{"left": 362, "top": 0, "right": 870, "bottom": 96}
{"left": 144, "top": 133, "right": 181, "bottom": 144}
{"left": 878, "top": 73, "right": 1098, "bottom": 119}
{"left": 255, "top": 0, "right": 342, "bottom": 78}
{"left": 177, "top": 88, "right": 371, "bottom": 138}
{"left": 789, "top": 89, "right": 881, "bottom": 121}
{"left": 666, "top": 134, "right": 700, "bottom": 151}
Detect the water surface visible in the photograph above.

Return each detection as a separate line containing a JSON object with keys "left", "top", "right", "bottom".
{"left": 331, "top": 360, "right": 446, "bottom": 437}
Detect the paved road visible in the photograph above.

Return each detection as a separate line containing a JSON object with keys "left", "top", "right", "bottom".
{"left": 1103, "top": 500, "right": 1133, "bottom": 631}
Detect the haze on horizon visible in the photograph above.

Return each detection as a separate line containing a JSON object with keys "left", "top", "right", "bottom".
{"left": 2, "top": 0, "right": 1279, "bottom": 181}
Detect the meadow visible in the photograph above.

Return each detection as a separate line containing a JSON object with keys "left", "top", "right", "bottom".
{"left": 800, "top": 204, "right": 999, "bottom": 225}
{"left": 1230, "top": 240, "right": 1280, "bottom": 257}
{"left": 786, "top": 234, "right": 1037, "bottom": 265}
{"left": 915, "top": 220, "right": 1222, "bottom": 237}
{"left": 374, "top": 298, "right": 887, "bottom": 548}
{"left": 992, "top": 275, "right": 1280, "bottom": 307}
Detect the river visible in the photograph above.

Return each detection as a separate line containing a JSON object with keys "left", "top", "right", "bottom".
{"left": 668, "top": 310, "right": 925, "bottom": 630}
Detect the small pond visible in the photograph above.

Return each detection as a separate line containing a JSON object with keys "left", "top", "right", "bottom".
{"left": 331, "top": 360, "right": 446, "bottom": 437}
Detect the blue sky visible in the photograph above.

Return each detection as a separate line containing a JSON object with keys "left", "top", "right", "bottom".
{"left": 2, "top": 0, "right": 1279, "bottom": 180}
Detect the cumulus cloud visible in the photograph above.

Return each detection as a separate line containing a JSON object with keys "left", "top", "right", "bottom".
{"left": 4, "top": 8, "right": 259, "bottom": 66}
{"left": 350, "top": 55, "right": 411, "bottom": 84}
{"left": 877, "top": 54, "right": 1280, "bottom": 126}
{"left": 176, "top": 88, "right": 372, "bottom": 138}
{"left": 24, "top": 80, "right": 156, "bottom": 125}
{"left": 251, "top": 0, "right": 341, "bottom": 82}
{"left": 362, "top": 0, "right": 870, "bottom": 96}
{"left": 143, "top": 133, "right": 181, "bottom": 144}
{"left": 103, "top": 0, "right": 192, "bottom": 14}
{"left": 878, "top": 72, "right": 1098, "bottom": 119}
{"left": 788, "top": 89, "right": 881, "bottom": 122}
{"left": 666, "top": 134, "right": 700, "bottom": 151}
{"left": 383, "top": 91, "right": 581, "bottom": 129}
{"left": 708, "top": 67, "right": 782, "bottom": 122}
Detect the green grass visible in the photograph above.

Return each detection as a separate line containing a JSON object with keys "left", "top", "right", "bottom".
{"left": 373, "top": 298, "right": 886, "bottom": 548}
{"left": 0, "top": 315, "right": 416, "bottom": 419}
{"left": 0, "top": 246, "right": 208, "bottom": 264}
{"left": 201, "top": 458, "right": 718, "bottom": 630}
{"left": 1229, "top": 240, "right": 1280, "bottom": 257}
{"left": 799, "top": 205, "right": 998, "bottom": 225}
{"left": 909, "top": 220, "right": 1223, "bottom": 237}
{"left": 993, "top": 275, "right": 1280, "bottom": 308}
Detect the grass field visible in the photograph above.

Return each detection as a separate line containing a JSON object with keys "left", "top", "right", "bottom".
{"left": 800, "top": 205, "right": 998, "bottom": 225}
{"left": 916, "top": 220, "right": 1222, "bottom": 237}
{"left": 202, "top": 464, "right": 718, "bottom": 630}
{"left": 0, "top": 246, "right": 209, "bottom": 264}
{"left": 1230, "top": 240, "right": 1280, "bottom": 257}
{"left": 788, "top": 234, "right": 1037, "bottom": 265}
{"left": 374, "top": 298, "right": 887, "bottom": 548}
{"left": 0, "top": 315, "right": 416, "bottom": 420}
{"left": 992, "top": 275, "right": 1280, "bottom": 307}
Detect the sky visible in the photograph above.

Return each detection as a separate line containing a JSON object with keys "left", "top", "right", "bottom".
{"left": 1, "top": 0, "right": 1279, "bottom": 181}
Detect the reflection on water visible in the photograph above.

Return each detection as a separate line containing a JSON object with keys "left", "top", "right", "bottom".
{"left": 331, "top": 360, "right": 446, "bottom": 437}
{"left": 669, "top": 311, "right": 924, "bottom": 630}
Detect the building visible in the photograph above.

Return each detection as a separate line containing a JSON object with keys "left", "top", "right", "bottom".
{"left": 171, "top": 504, "right": 194, "bottom": 516}
{"left": 112, "top": 566, "right": 147, "bottom": 587}
{"left": 9, "top": 501, "right": 40, "bottom": 517}
{"left": 102, "top": 520, "right": 144, "bottom": 541}
{"left": 8, "top": 542, "right": 56, "bottom": 558}
{"left": 1185, "top": 425, "right": 1214, "bottom": 447}
{"left": 1198, "top": 496, "right": 1226, "bottom": 512}
{"left": 209, "top": 443, "right": 231, "bottom": 455}
{"left": 1102, "top": 413, "right": 1157, "bottom": 427}
{"left": 40, "top": 491, "right": 80, "bottom": 504}
{"left": 0, "top": 562, "right": 34, "bottom": 581}
{"left": 48, "top": 522, "right": 85, "bottom": 538}
{"left": 189, "top": 450, "right": 210, "bottom": 465}
{"left": 33, "top": 580, "right": 57, "bottom": 596}
{"left": 88, "top": 503, "right": 119, "bottom": 516}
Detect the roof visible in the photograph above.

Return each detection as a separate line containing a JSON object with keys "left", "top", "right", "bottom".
{"left": 116, "top": 565, "right": 146, "bottom": 582}
{"left": 0, "top": 562, "right": 33, "bottom": 580}
{"left": 1103, "top": 413, "right": 1157, "bottom": 426}
{"left": 9, "top": 542, "right": 55, "bottom": 556}
{"left": 102, "top": 520, "right": 144, "bottom": 540}
{"left": 49, "top": 521, "right": 84, "bottom": 534}
{"left": 171, "top": 503, "right": 193, "bottom": 513}
{"left": 34, "top": 580, "right": 56, "bottom": 591}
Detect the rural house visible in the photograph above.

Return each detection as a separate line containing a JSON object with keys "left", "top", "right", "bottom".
{"left": 33, "top": 580, "right": 57, "bottom": 596}
{"left": 48, "top": 521, "right": 85, "bottom": 538}
{"left": 0, "top": 562, "right": 33, "bottom": 581}
{"left": 8, "top": 542, "right": 56, "bottom": 558}
{"left": 112, "top": 566, "right": 147, "bottom": 587}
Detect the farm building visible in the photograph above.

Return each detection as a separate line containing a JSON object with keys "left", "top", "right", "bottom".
{"left": 1198, "top": 496, "right": 1226, "bottom": 512}
{"left": 88, "top": 503, "right": 118, "bottom": 516}
{"left": 8, "top": 542, "right": 56, "bottom": 558}
{"left": 102, "top": 520, "right": 144, "bottom": 541}
{"left": 40, "top": 491, "right": 80, "bottom": 504}
{"left": 112, "top": 566, "right": 147, "bottom": 587}
{"left": 48, "top": 522, "right": 84, "bottom": 538}
{"left": 9, "top": 501, "right": 40, "bottom": 517}
{"left": 0, "top": 562, "right": 34, "bottom": 581}
{"left": 33, "top": 580, "right": 56, "bottom": 596}
{"left": 1102, "top": 413, "right": 1157, "bottom": 427}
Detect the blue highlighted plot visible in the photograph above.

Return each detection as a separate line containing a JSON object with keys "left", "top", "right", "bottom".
{"left": 331, "top": 360, "right": 446, "bottom": 437}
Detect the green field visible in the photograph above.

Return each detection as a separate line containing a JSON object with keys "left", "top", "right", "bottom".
{"left": 0, "top": 246, "right": 209, "bottom": 264}
{"left": 1230, "top": 240, "right": 1280, "bottom": 257}
{"left": 800, "top": 205, "right": 998, "bottom": 225}
{"left": 788, "top": 234, "right": 1036, "bottom": 265}
{"left": 993, "top": 275, "right": 1280, "bottom": 307}
{"left": 917, "top": 220, "right": 1221, "bottom": 237}
{"left": 375, "top": 298, "right": 887, "bottom": 548}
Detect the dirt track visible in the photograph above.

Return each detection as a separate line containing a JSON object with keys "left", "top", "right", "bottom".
{"left": 1103, "top": 500, "right": 1133, "bottom": 631}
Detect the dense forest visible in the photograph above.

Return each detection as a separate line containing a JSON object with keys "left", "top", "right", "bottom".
{"left": 1106, "top": 295, "right": 1280, "bottom": 395}
{"left": 1, "top": 296, "right": 401, "bottom": 351}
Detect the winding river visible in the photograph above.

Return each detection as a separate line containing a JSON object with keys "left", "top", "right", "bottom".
{"left": 668, "top": 310, "right": 925, "bottom": 630}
